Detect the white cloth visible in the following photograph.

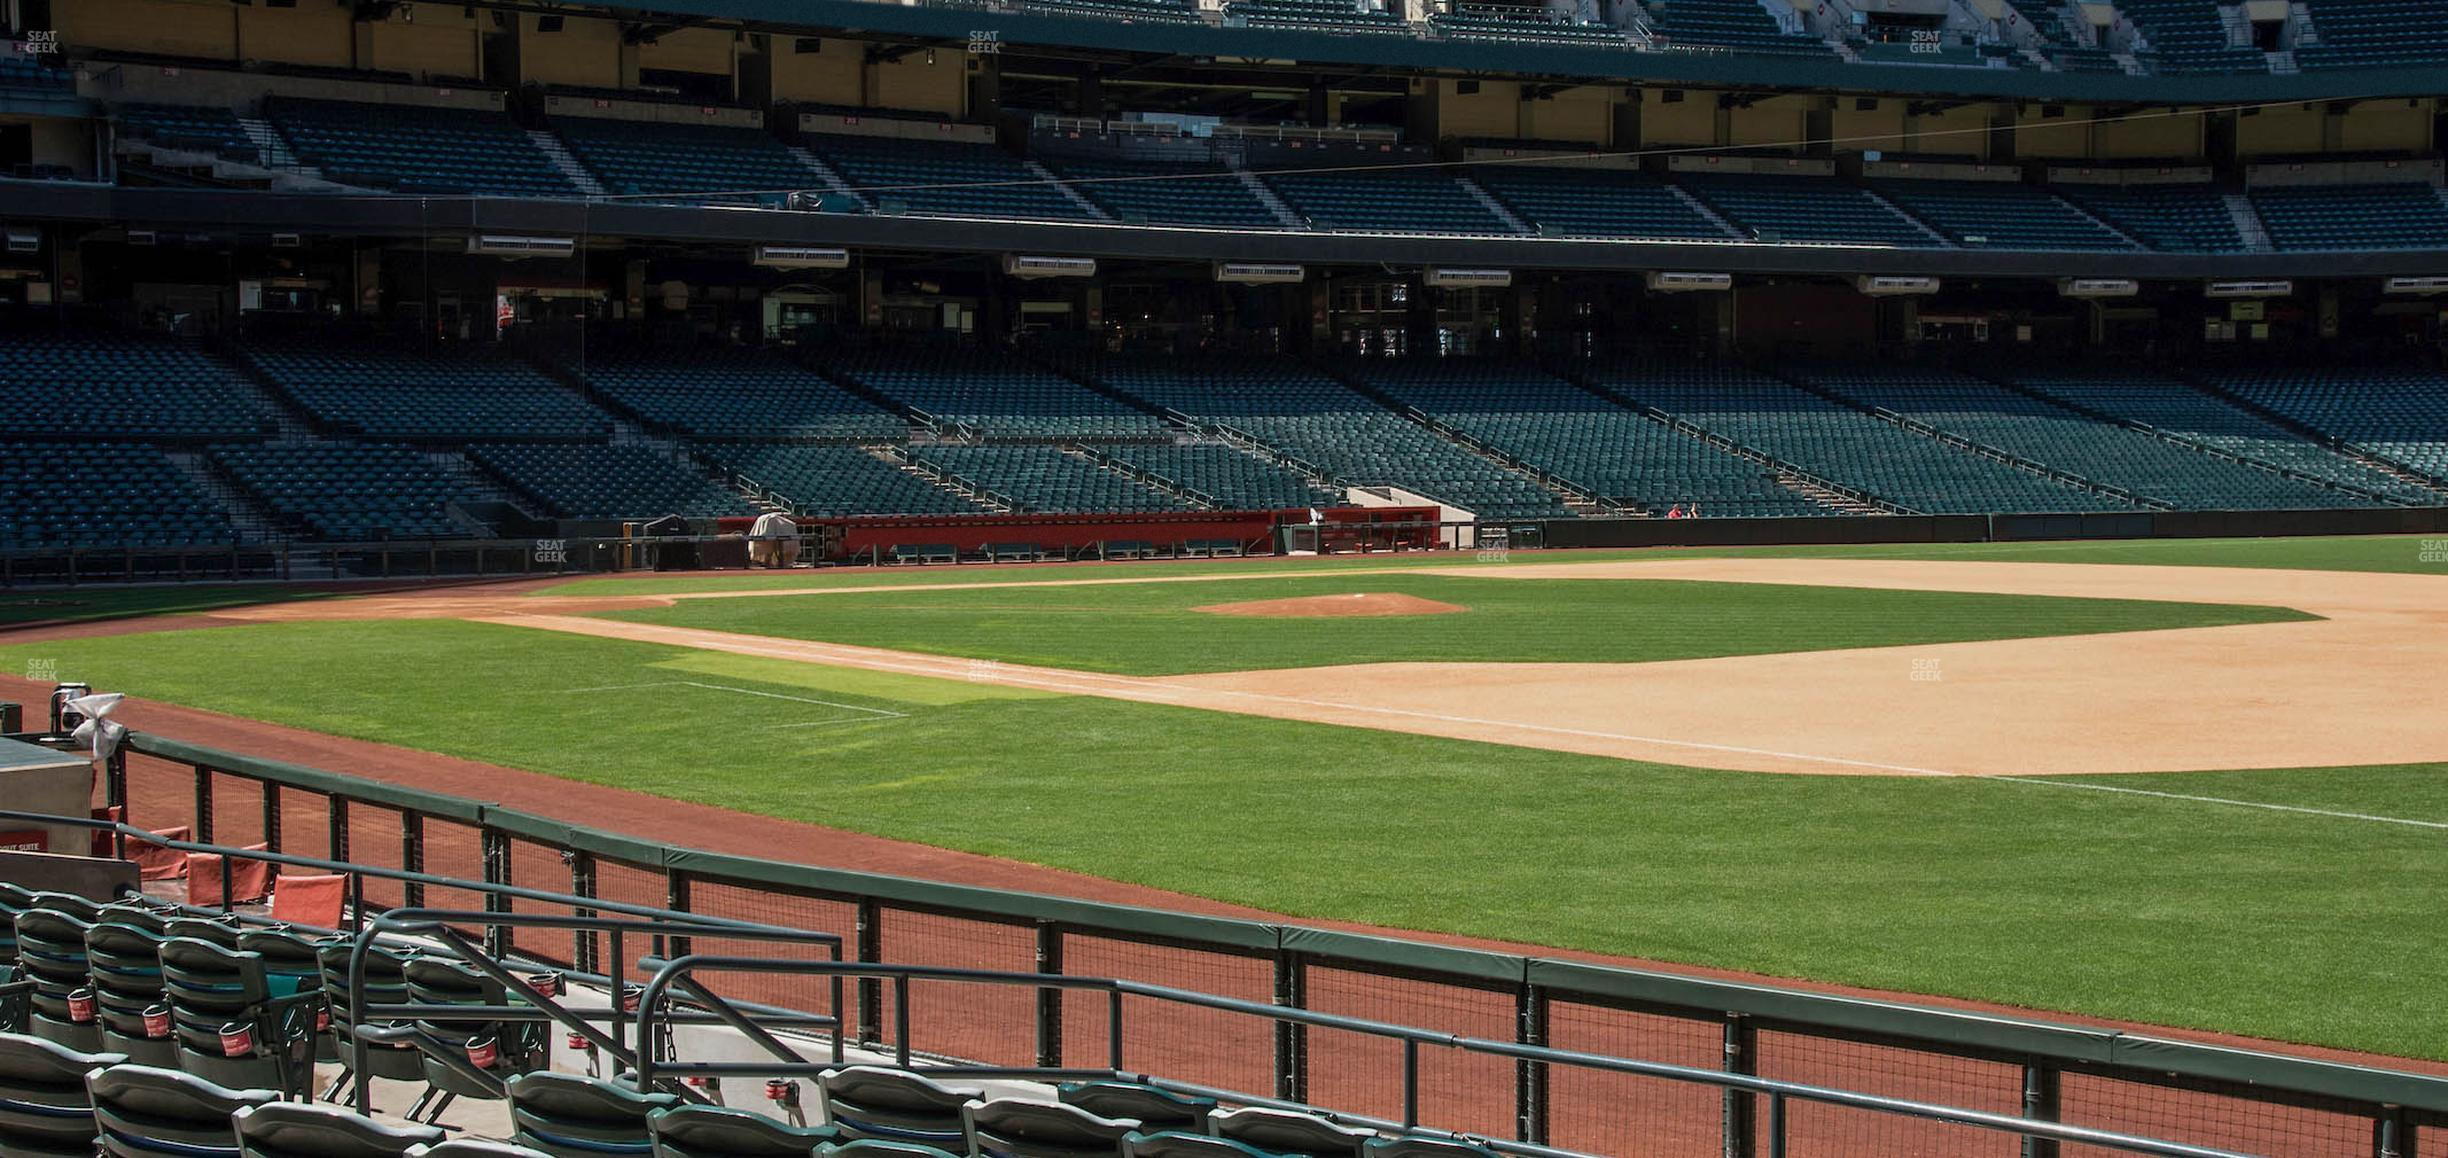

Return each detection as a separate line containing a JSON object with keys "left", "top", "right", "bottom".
{"left": 66, "top": 692, "right": 127, "bottom": 761}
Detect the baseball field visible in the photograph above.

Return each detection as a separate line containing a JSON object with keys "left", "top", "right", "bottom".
{"left": 3, "top": 533, "right": 2444, "bottom": 1062}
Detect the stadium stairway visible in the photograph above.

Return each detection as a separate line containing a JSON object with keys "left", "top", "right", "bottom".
{"left": 1545, "top": 364, "right": 1908, "bottom": 514}
{"left": 1777, "top": 369, "right": 2169, "bottom": 509}
{"left": 1321, "top": 365, "right": 1634, "bottom": 516}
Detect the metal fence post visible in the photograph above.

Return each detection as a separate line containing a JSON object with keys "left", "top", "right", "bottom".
{"left": 0, "top": 702, "right": 19, "bottom": 734}
{"left": 1274, "top": 947, "right": 1307, "bottom": 1104}
{"left": 2375, "top": 1108, "right": 2409, "bottom": 1158}
{"left": 1517, "top": 982, "right": 1550, "bottom": 1147}
{"left": 1723, "top": 1013, "right": 1757, "bottom": 1158}
{"left": 570, "top": 852, "right": 599, "bottom": 975}
{"left": 328, "top": 797, "right": 349, "bottom": 866}
{"left": 260, "top": 782, "right": 281, "bottom": 854}
{"left": 481, "top": 828, "right": 512, "bottom": 958}
{"left": 2022, "top": 1063, "right": 2062, "bottom": 1158}
{"left": 192, "top": 765, "right": 214, "bottom": 842}
{"left": 1035, "top": 921, "right": 1064, "bottom": 1069}
{"left": 664, "top": 870, "right": 693, "bottom": 961}
{"left": 401, "top": 811, "right": 424, "bottom": 910}
{"left": 855, "top": 899, "right": 883, "bottom": 1047}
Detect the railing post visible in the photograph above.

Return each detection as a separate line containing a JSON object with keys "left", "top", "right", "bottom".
{"left": 855, "top": 899, "right": 883, "bottom": 1047}
{"left": 192, "top": 764, "right": 214, "bottom": 842}
{"left": 1516, "top": 982, "right": 1550, "bottom": 1147}
{"left": 401, "top": 811, "right": 424, "bottom": 910}
{"left": 1273, "top": 947, "right": 1307, "bottom": 1104}
{"left": 481, "top": 827, "right": 512, "bottom": 958}
{"left": 0, "top": 702, "right": 19, "bottom": 734}
{"left": 2022, "top": 1063, "right": 2061, "bottom": 1158}
{"left": 569, "top": 852, "right": 598, "bottom": 975}
{"left": 664, "top": 870, "right": 693, "bottom": 961}
{"left": 328, "top": 796, "right": 349, "bottom": 865}
{"left": 260, "top": 782, "right": 281, "bottom": 854}
{"left": 1034, "top": 920, "right": 1063, "bottom": 1069}
{"left": 2375, "top": 1108, "right": 2410, "bottom": 1158}
{"left": 1722, "top": 1013, "right": 1757, "bottom": 1158}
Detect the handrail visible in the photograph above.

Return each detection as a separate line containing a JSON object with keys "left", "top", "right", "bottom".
{"left": 630, "top": 956, "right": 2262, "bottom": 1158}
{"left": 352, "top": 908, "right": 847, "bottom": 1110}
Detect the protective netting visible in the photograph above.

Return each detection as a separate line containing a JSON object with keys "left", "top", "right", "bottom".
{"left": 1062, "top": 936, "right": 1274, "bottom": 1097}
{"left": 2056, "top": 1072, "right": 2372, "bottom": 1158}
{"left": 871, "top": 908, "right": 1036, "bottom": 1064}
{"left": 1752, "top": 1030, "right": 2021, "bottom": 1158}
{"left": 1303, "top": 968, "right": 1515, "bottom": 1137}
{"left": 1542, "top": 1001, "right": 1723, "bottom": 1158}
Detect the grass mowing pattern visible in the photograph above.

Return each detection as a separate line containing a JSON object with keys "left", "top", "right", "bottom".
{"left": 541, "top": 533, "right": 2448, "bottom": 599}
{"left": 587, "top": 573, "right": 2310, "bottom": 675}
{"left": 5, "top": 617, "right": 2443, "bottom": 1059}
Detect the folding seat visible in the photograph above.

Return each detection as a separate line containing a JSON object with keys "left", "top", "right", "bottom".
{"left": 817, "top": 1142, "right": 963, "bottom": 1158}
{"left": 1206, "top": 1109, "right": 1371, "bottom": 1158}
{"left": 506, "top": 1072, "right": 680, "bottom": 1157}
{"left": 82, "top": 919, "right": 174, "bottom": 1067}
{"left": 232, "top": 1101, "right": 444, "bottom": 1158}
{"left": 815, "top": 1068, "right": 981, "bottom": 1146}
{"left": 158, "top": 938, "right": 318, "bottom": 1098}
{"left": 87, "top": 1063, "right": 276, "bottom": 1158}
{"left": 11, "top": 911, "right": 97, "bottom": 1052}
{"left": 0, "top": 1031, "right": 125, "bottom": 1157}
{"left": 963, "top": 1098, "right": 1139, "bottom": 1158}
{"left": 1120, "top": 1133, "right": 1286, "bottom": 1158}
{"left": 647, "top": 1103, "right": 839, "bottom": 1158}
{"left": 403, "top": 957, "right": 549, "bottom": 1123}
{"left": 1361, "top": 1137, "right": 1495, "bottom": 1158}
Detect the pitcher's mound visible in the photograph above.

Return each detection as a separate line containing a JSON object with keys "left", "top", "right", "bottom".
{"left": 1195, "top": 592, "right": 1467, "bottom": 619}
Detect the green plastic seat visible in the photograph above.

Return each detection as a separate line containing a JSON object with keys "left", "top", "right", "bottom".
{"left": 1057, "top": 1084, "right": 1213, "bottom": 1133}
{"left": 232, "top": 1101, "right": 445, "bottom": 1158}
{"left": 11, "top": 911, "right": 96, "bottom": 1052}
{"left": 815, "top": 1068, "right": 981, "bottom": 1147}
{"left": 1207, "top": 1109, "right": 1372, "bottom": 1158}
{"left": 159, "top": 938, "right": 318, "bottom": 1099}
{"left": 82, "top": 921, "right": 174, "bottom": 1067}
{"left": 507, "top": 1072, "right": 681, "bottom": 1157}
{"left": 0, "top": 1031, "right": 127, "bottom": 1157}
{"left": 87, "top": 1062, "right": 277, "bottom": 1158}
{"left": 964, "top": 1097, "right": 1138, "bottom": 1158}
{"left": 648, "top": 1103, "right": 839, "bottom": 1158}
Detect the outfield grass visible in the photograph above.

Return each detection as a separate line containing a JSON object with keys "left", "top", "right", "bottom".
{"left": 5, "top": 617, "right": 2443, "bottom": 1059}
{"left": 541, "top": 533, "right": 2448, "bottom": 599}
{"left": 587, "top": 572, "right": 2308, "bottom": 675}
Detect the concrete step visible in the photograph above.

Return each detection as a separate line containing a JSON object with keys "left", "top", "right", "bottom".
{"left": 2224, "top": 191, "right": 2274, "bottom": 251}
{"left": 1235, "top": 169, "right": 1308, "bottom": 229}
{"left": 529, "top": 129, "right": 608, "bottom": 197}
{"left": 1458, "top": 175, "right": 1535, "bottom": 236}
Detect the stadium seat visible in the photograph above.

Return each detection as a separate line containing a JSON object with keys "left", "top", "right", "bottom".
{"left": 87, "top": 1063, "right": 277, "bottom": 1158}
{"left": 316, "top": 939, "right": 429, "bottom": 1098}
{"left": 0, "top": 885, "right": 36, "bottom": 968}
{"left": 1363, "top": 1138, "right": 1495, "bottom": 1158}
{"left": 1048, "top": 158, "right": 1288, "bottom": 229}
{"left": 802, "top": 135, "right": 1094, "bottom": 222}
{"left": 158, "top": 937, "right": 319, "bottom": 1098}
{"left": 554, "top": 117, "right": 816, "bottom": 206}
{"left": 2246, "top": 182, "right": 2448, "bottom": 251}
{"left": 1121, "top": 1131, "right": 1288, "bottom": 1158}
{"left": 232, "top": 1101, "right": 446, "bottom": 1158}
{"left": 508, "top": 1072, "right": 681, "bottom": 1157}
{"left": 648, "top": 1102, "right": 841, "bottom": 1157}
{"left": 82, "top": 918, "right": 175, "bottom": 1067}
{"left": 697, "top": 445, "right": 985, "bottom": 518}
{"left": 816, "top": 1067, "right": 982, "bottom": 1146}
{"left": 1867, "top": 179, "right": 2137, "bottom": 250}
{"left": 239, "top": 338, "right": 611, "bottom": 442}
{"left": 0, "top": 966, "right": 29, "bottom": 1036}
{"left": 816, "top": 349, "right": 1169, "bottom": 440}
{"left": 234, "top": 929, "right": 331, "bottom": 1062}
{"left": 404, "top": 957, "right": 551, "bottom": 1122}
{"left": 12, "top": 910, "right": 98, "bottom": 1051}
{"left": 407, "top": 1143, "right": 558, "bottom": 1158}
{"left": 467, "top": 444, "right": 753, "bottom": 521}
{"left": 0, "top": 1032, "right": 126, "bottom": 1157}
{"left": 962, "top": 1097, "right": 1141, "bottom": 1158}
{"left": 1056, "top": 1083, "right": 1215, "bottom": 1132}
{"left": 574, "top": 347, "right": 906, "bottom": 441}
{"left": 265, "top": 97, "right": 578, "bottom": 197}
{"left": 907, "top": 446, "right": 1191, "bottom": 514}
{"left": 1207, "top": 1108, "right": 1371, "bottom": 1158}
{"left": 1259, "top": 169, "right": 1519, "bottom": 235}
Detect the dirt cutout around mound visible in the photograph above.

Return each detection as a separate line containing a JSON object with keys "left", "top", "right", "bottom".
{"left": 1196, "top": 592, "right": 1467, "bottom": 618}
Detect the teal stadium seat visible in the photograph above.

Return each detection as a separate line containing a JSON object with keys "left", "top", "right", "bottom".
{"left": 2053, "top": 183, "right": 2241, "bottom": 252}
{"left": 469, "top": 444, "right": 755, "bottom": 520}
{"left": 1471, "top": 165, "right": 1734, "bottom": 240}
{"left": 698, "top": 444, "right": 989, "bottom": 517}
{"left": 1046, "top": 158, "right": 1289, "bottom": 229}
{"left": 2246, "top": 181, "right": 2448, "bottom": 251}
{"left": 241, "top": 338, "right": 612, "bottom": 441}
{"left": 2209, "top": 365, "right": 2448, "bottom": 483}
{"left": 1674, "top": 173, "right": 1940, "bottom": 247}
{"left": 0, "top": 329, "right": 275, "bottom": 440}
{"left": 1868, "top": 179, "right": 2138, "bottom": 250}
{"left": 910, "top": 445, "right": 1193, "bottom": 513}
{"left": 210, "top": 443, "right": 488, "bottom": 541}
{"left": 267, "top": 97, "right": 578, "bottom": 197}
{"left": 819, "top": 348, "right": 1170, "bottom": 439}
{"left": 555, "top": 116, "right": 820, "bottom": 206}
{"left": 803, "top": 134, "right": 1096, "bottom": 221}
{"left": 576, "top": 346, "right": 908, "bottom": 440}
{"left": 1260, "top": 168, "right": 1521, "bottom": 235}
{"left": 0, "top": 443, "right": 237, "bottom": 551}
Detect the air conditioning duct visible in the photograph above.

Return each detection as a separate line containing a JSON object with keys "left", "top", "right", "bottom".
{"left": 2383, "top": 276, "right": 2448, "bottom": 295}
{"left": 2059, "top": 278, "right": 2138, "bottom": 299}
{"left": 1425, "top": 267, "right": 1511, "bottom": 288}
{"left": 1002, "top": 254, "right": 1096, "bottom": 279}
{"left": 466, "top": 235, "right": 577, "bottom": 259}
{"left": 753, "top": 246, "right": 850, "bottom": 270}
{"left": 1647, "top": 271, "right": 1732, "bottom": 293}
{"left": 3, "top": 228, "right": 38, "bottom": 255}
{"left": 126, "top": 229, "right": 158, "bottom": 247}
{"left": 1214, "top": 262, "right": 1305, "bottom": 285}
{"left": 1856, "top": 275, "right": 1939, "bottom": 297}
{"left": 270, "top": 232, "right": 302, "bottom": 249}
{"left": 2205, "top": 279, "right": 2291, "bottom": 299}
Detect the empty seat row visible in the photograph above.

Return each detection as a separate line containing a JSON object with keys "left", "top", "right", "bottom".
{"left": 468, "top": 444, "right": 756, "bottom": 520}
{"left": 908, "top": 445, "right": 1193, "bottom": 513}
{"left": 209, "top": 443, "right": 488, "bottom": 541}
{"left": 0, "top": 442, "right": 236, "bottom": 551}
{"left": 0, "top": 328, "right": 275, "bottom": 440}
{"left": 699, "top": 444, "right": 990, "bottom": 517}
{"left": 267, "top": 97, "right": 578, "bottom": 198}
{"left": 241, "top": 339, "right": 612, "bottom": 441}
{"left": 577, "top": 347, "right": 908, "bottom": 441}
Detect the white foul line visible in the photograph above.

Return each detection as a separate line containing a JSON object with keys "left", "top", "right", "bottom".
{"left": 1988, "top": 776, "right": 2448, "bottom": 830}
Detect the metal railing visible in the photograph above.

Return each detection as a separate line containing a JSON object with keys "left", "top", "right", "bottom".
{"left": 24, "top": 728, "right": 2448, "bottom": 1158}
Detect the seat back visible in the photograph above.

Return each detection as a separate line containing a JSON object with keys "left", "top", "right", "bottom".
{"left": 13, "top": 909, "right": 97, "bottom": 1049}
{"left": 648, "top": 1103, "right": 839, "bottom": 1158}
{"left": 406, "top": 957, "right": 542, "bottom": 1100}
{"left": 87, "top": 1062, "right": 277, "bottom": 1158}
{"left": 1362, "top": 1137, "right": 1498, "bottom": 1158}
{"left": 406, "top": 1140, "right": 559, "bottom": 1158}
{"left": 1058, "top": 1084, "right": 1215, "bottom": 1132}
{"left": 163, "top": 917, "right": 243, "bottom": 949}
{"left": 964, "top": 1097, "right": 1139, "bottom": 1158}
{"left": 0, "top": 964, "right": 28, "bottom": 1034}
{"left": 507, "top": 1071, "right": 680, "bottom": 1157}
{"left": 83, "top": 920, "right": 175, "bottom": 1065}
{"left": 1121, "top": 1131, "right": 1289, "bottom": 1158}
{"left": 233, "top": 1101, "right": 445, "bottom": 1158}
{"left": 160, "top": 937, "right": 313, "bottom": 1097}
{"left": 816, "top": 1067, "right": 982, "bottom": 1146}
{"left": 0, "top": 1031, "right": 126, "bottom": 1154}
{"left": 1207, "top": 1109, "right": 1372, "bottom": 1158}
{"left": 818, "top": 1141, "right": 964, "bottom": 1158}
